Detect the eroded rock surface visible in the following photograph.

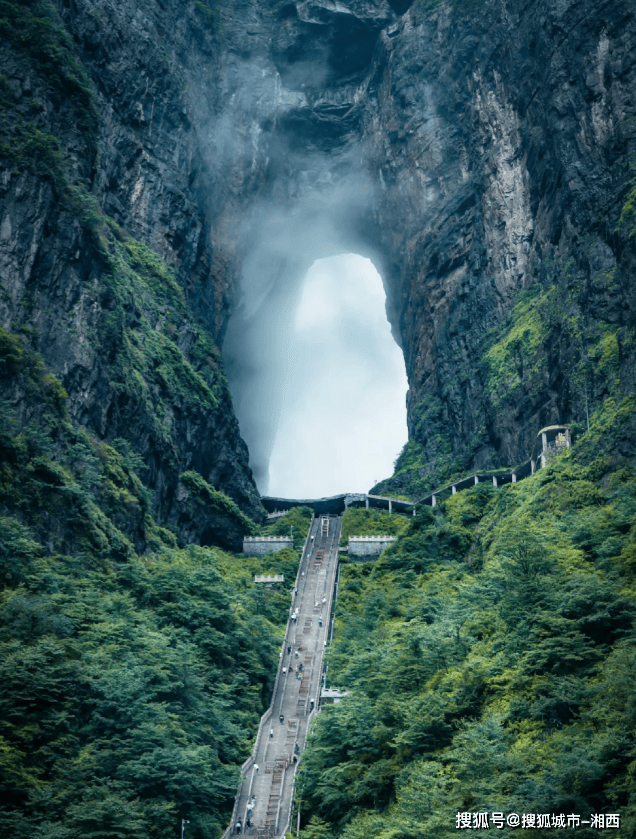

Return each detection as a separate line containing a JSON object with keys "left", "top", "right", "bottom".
{"left": 363, "top": 0, "right": 636, "bottom": 494}
{"left": 1, "top": 0, "right": 635, "bottom": 526}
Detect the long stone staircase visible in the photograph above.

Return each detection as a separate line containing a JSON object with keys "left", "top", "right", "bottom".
{"left": 223, "top": 513, "right": 341, "bottom": 838}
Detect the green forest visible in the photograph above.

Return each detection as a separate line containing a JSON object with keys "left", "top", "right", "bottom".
{"left": 3, "top": 321, "right": 636, "bottom": 839}
{"left": 1, "top": 2, "right": 635, "bottom": 838}
{"left": 296, "top": 396, "right": 636, "bottom": 839}
{"left": 0, "top": 328, "right": 310, "bottom": 838}
{"left": 339, "top": 508, "right": 411, "bottom": 547}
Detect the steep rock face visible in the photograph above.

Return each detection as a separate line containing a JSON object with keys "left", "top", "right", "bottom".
{"left": 0, "top": 0, "right": 266, "bottom": 546}
{"left": 219, "top": 0, "right": 636, "bottom": 498}
{"left": 1, "top": 0, "right": 635, "bottom": 522}
{"left": 363, "top": 0, "right": 636, "bottom": 495}
{"left": 238, "top": 0, "right": 636, "bottom": 496}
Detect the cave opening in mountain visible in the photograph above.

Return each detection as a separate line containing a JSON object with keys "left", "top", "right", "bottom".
{"left": 224, "top": 252, "right": 408, "bottom": 499}
{"left": 269, "top": 254, "right": 408, "bottom": 498}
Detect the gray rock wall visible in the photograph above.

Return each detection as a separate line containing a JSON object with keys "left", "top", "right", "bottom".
{"left": 218, "top": 0, "right": 636, "bottom": 493}
{"left": 0, "top": 0, "right": 267, "bottom": 545}
{"left": 1, "top": 0, "right": 635, "bottom": 521}
{"left": 363, "top": 0, "right": 636, "bottom": 493}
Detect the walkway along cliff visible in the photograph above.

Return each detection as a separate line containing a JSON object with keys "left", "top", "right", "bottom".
{"left": 260, "top": 426, "right": 572, "bottom": 518}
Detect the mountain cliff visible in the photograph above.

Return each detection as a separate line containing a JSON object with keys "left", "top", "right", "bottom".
{"left": 0, "top": 0, "right": 264, "bottom": 552}
{"left": 365, "top": 0, "right": 636, "bottom": 496}
{"left": 1, "top": 1, "right": 636, "bottom": 837}
{"left": 2, "top": 0, "right": 635, "bottom": 514}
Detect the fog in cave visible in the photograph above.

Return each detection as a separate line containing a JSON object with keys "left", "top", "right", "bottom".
{"left": 265, "top": 254, "right": 408, "bottom": 498}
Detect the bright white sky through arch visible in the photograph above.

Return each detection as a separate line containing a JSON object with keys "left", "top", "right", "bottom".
{"left": 267, "top": 254, "right": 408, "bottom": 498}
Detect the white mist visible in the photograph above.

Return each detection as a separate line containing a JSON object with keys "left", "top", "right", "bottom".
{"left": 267, "top": 254, "right": 408, "bottom": 498}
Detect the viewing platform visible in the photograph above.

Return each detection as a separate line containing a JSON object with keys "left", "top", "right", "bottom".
{"left": 320, "top": 688, "right": 349, "bottom": 705}
{"left": 348, "top": 535, "right": 396, "bottom": 556}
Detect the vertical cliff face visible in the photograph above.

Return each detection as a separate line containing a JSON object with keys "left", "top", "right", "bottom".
{"left": 363, "top": 0, "right": 636, "bottom": 495}
{"left": 0, "top": 0, "right": 272, "bottom": 547}
{"left": 1, "top": 0, "right": 635, "bottom": 535}
{"left": 224, "top": 0, "right": 636, "bottom": 497}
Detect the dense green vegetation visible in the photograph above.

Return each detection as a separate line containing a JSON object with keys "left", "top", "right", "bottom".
{"left": 262, "top": 506, "right": 314, "bottom": 551}
{"left": 296, "top": 396, "right": 636, "bottom": 839}
{"left": 0, "top": 539, "right": 287, "bottom": 839}
{"left": 339, "top": 507, "right": 411, "bottom": 547}
{"left": 0, "top": 333, "right": 312, "bottom": 837}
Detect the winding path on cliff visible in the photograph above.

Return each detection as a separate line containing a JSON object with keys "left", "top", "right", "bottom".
{"left": 224, "top": 514, "right": 341, "bottom": 838}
